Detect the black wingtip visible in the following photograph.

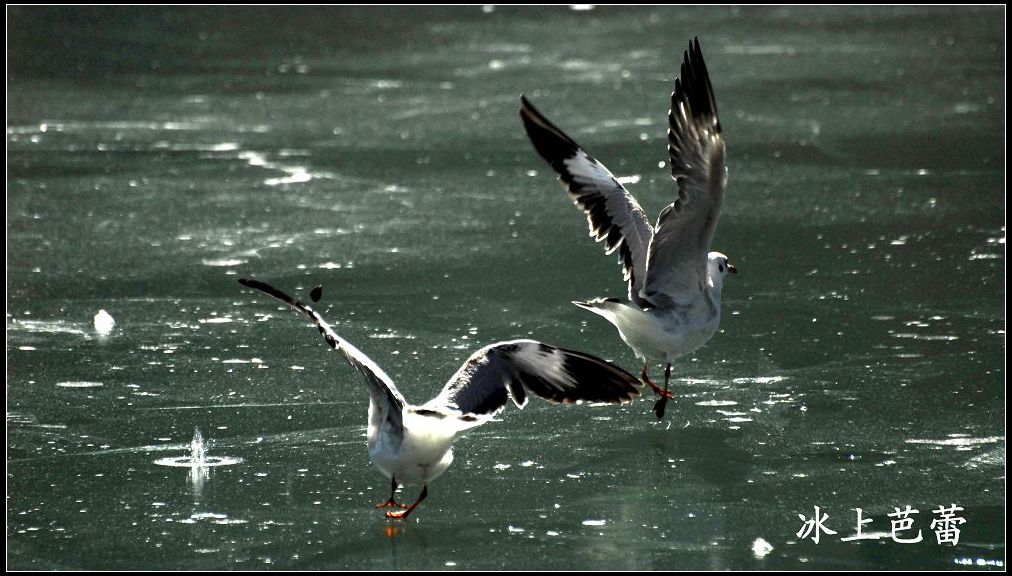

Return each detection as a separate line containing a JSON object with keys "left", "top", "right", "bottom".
{"left": 675, "top": 37, "right": 720, "bottom": 132}
{"left": 238, "top": 277, "right": 304, "bottom": 310}
{"left": 519, "top": 94, "right": 583, "bottom": 170}
{"left": 518, "top": 93, "right": 544, "bottom": 127}
{"left": 554, "top": 345, "right": 644, "bottom": 403}
{"left": 238, "top": 277, "right": 268, "bottom": 294}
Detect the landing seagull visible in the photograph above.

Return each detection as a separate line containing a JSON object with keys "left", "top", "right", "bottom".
{"left": 520, "top": 38, "right": 736, "bottom": 420}
{"left": 238, "top": 278, "right": 642, "bottom": 519}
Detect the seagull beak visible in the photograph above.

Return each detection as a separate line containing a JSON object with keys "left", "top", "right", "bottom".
{"left": 728, "top": 263, "right": 738, "bottom": 274}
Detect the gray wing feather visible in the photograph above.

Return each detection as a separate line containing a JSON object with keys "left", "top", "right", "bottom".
{"left": 521, "top": 96, "right": 655, "bottom": 308}
{"left": 642, "top": 38, "right": 727, "bottom": 307}
{"left": 425, "top": 339, "right": 641, "bottom": 420}
{"left": 238, "top": 278, "right": 406, "bottom": 431}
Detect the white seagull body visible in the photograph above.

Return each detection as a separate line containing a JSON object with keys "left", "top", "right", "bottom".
{"left": 520, "top": 38, "right": 736, "bottom": 419}
{"left": 239, "top": 278, "right": 641, "bottom": 518}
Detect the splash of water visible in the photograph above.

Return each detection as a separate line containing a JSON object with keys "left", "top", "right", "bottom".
{"left": 153, "top": 428, "right": 241, "bottom": 468}
{"left": 190, "top": 428, "right": 207, "bottom": 463}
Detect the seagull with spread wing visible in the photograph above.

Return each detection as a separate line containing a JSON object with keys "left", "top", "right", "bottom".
{"left": 238, "top": 278, "right": 641, "bottom": 519}
{"left": 520, "top": 38, "right": 736, "bottom": 420}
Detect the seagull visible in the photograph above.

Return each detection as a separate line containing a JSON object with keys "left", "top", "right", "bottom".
{"left": 520, "top": 38, "right": 736, "bottom": 420}
{"left": 238, "top": 278, "right": 642, "bottom": 519}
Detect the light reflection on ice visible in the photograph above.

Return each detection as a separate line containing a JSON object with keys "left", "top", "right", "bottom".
{"left": 963, "top": 448, "right": 1004, "bottom": 469}
{"left": 56, "top": 381, "right": 104, "bottom": 388}
{"left": 695, "top": 400, "right": 737, "bottom": 407}
{"left": 198, "top": 317, "right": 234, "bottom": 324}
{"left": 202, "top": 258, "right": 247, "bottom": 267}
{"left": 8, "top": 319, "right": 89, "bottom": 337}
{"left": 905, "top": 436, "right": 1003, "bottom": 448}
{"left": 732, "top": 376, "right": 787, "bottom": 385}
{"left": 237, "top": 149, "right": 332, "bottom": 187}
{"left": 891, "top": 333, "right": 959, "bottom": 341}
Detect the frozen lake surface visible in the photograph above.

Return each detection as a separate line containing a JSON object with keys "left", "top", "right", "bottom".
{"left": 7, "top": 6, "right": 1004, "bottom": 570}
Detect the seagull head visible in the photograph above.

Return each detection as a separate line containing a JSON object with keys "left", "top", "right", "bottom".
{"left": 708, "top": 251, "right": 737, "bottom": 285}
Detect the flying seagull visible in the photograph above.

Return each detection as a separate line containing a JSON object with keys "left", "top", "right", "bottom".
{"left": 520, "top": 38, "right": 736, "bottom": 420}
{"left": 238, "top": 278, "right": 642, "bottom": 519}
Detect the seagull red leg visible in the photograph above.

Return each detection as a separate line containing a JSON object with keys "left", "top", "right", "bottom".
{"left": 651, "top": 363, "right": 675, "bottom": 420}
{"left": 641, "top": 362, "right": 674, "bottom": 400}
{"left": 385, "top": 485, "right": 428, "bottom": 519}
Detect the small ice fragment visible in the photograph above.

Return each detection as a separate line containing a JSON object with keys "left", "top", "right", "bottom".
{"left": 752, "top": 537, "right": 773, "bottom": 557}
{"left": 94, "top": 310, "right": 115, "bottom": 335}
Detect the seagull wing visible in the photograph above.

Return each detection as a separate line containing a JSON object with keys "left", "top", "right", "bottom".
{"left": 238, "top": 278, "right": 406, "bottom": 432}
{"left": 422, "top": 339, "right": 641, "bottom": 429}
{"left": 521, "top": 95, "right": 655, "bottom": 308}
{"left": 641, "top": 38, "right": 727, "bottom": 307}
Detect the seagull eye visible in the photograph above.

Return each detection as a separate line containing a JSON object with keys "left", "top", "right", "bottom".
{"left": 719, "top": 264, "right": 724, "bottom": 272}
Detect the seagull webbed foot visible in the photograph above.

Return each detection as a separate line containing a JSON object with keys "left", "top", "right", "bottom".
{"left": 375, "top": 498, "right": 409, "bottom": 509}
{"left": 385, "top": 508, "right": 415, "bottom": 519}
{"left": 385, "top": 485, "right": 428, "bottom": 520}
